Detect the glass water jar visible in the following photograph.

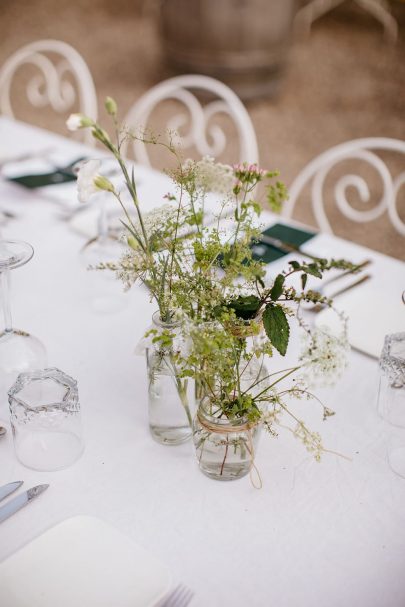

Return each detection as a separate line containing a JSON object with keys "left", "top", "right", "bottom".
{"left": 378, "top": 332, "right": 405, "bottom": 478}
{"left": 146, "top": 312, "right": 194, "bottom": 445}
{"left": 192, "top": 400, "right": 262, "bottom": 481}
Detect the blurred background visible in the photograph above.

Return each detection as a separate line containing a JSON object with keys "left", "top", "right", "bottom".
{"left": 1, "top": 0, "right": 404, "bottom": 258}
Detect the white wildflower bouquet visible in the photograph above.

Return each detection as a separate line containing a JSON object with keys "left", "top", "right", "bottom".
{"left": 67, "top": 98, "right": 358, "bottom": 461}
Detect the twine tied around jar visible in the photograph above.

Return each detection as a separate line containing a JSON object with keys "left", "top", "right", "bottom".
{"left": 196, "top": 410, "right": 263, "bottom": 489}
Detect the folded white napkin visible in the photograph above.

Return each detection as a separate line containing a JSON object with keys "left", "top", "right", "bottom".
{"left": 0, "top": 515, "right": 172, "bottom": 607}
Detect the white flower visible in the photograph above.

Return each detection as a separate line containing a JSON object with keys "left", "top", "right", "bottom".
{"left": 130, "top": 204, "right": 180, "bottom": 240}
{"left": 66, "top": 113, "right": 88, "bottom": 131}
{"left": 299, "top": 326, "right": 350, "bottom": 388}
{"left": 116, "top": 249, "right": 145, "bottom": 290}
{"left": 183, "top": 156, "right": 234, "bottom": 195}
{"left": 76, "top": 159, "right": 102, "bottom": 203}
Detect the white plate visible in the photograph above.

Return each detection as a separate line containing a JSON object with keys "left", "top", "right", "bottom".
{"left": 315, "top": 284, "right": 405, "bottom": 358}
{"left": 0, "top": 515, "right": 172, "bottom": 607}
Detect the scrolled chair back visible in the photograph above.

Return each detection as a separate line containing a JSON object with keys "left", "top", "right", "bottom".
{"left": 0, "top": 39, "right": 98, "bottom": 146}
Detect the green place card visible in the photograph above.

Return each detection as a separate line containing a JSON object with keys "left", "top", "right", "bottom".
{"left": 8, "top": 171, "right": 77, "bottom": 189}
{"left": 6, "top": 157, "right": 86, "bottom": 189}
{"left": 251, "top": 223, "right": 316, "bottom": 264}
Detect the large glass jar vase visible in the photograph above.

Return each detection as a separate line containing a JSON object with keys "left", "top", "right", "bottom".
{"left": 192, "top": 399, "right": 262, "bottom": 481}
{"left": 146, "top": 312, "right": 194, "bottom": 445}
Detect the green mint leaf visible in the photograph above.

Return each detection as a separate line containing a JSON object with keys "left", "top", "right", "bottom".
{"left": 270, "top": 274, "right": 285, "bottom": 301}
{"left": 263, "top": 304, "right": 290, "bottom": 356}
{"left": 305, "top": 263, "right": 323, "bottom": 278}
{"left": 228, "top": 295, "right": 261, "bottom": 320}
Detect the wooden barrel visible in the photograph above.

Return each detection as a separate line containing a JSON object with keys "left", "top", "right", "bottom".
{"left": 159, "top": 0, "right": 296, "bottom": 100}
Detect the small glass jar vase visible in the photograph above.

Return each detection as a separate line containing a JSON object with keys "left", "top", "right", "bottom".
{"left": 192, "top": 400, "right": 262, "bottom": 481}
{"left": 146, "top": 311, "right": 194, "bottom": 445}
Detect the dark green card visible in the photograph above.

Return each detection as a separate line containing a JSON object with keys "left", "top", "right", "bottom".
{"left": 7, "top": 157, "right": 86, "bottom": 189}
{"left": 8, "top": 171, "right": 77, "bottom": 188}
{"left": 251, "top": 223, "right": 316, "bottom": 264}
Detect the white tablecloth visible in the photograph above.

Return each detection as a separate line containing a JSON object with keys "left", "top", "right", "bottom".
{"left": 1, "top": 117, "right": 405, "bottom": 607}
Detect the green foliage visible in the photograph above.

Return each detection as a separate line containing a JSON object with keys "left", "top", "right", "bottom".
{"left": 270, "top": 274, "right": 285, "bottom": 301}
{"left": 225, "top": 295, "right": 261, "bottom": 320}
{"left": 262, "top": 304, "right": 290, "bottom": 356}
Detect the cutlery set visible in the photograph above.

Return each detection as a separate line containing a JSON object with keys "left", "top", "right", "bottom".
{"left": 310, "top": 259, "right": 372, "bottom": 311}
{"left": 0, "top": 481, "right": 49, "bottom": 524}
{"left": 256, "top": 231, "right": 373, "bottom": 305}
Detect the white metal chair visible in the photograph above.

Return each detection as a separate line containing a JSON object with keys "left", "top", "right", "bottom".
{"left": 0, "top": 39, "right": 98, "bottom": 146}
{"left": 122, "top": 75, "right": 259, "bottom": 166}
{"left": 295, "top": 0, "right": 398, "bottom": 44}
{"left": 282, "top": 138, "right": 405, "bottom": 236}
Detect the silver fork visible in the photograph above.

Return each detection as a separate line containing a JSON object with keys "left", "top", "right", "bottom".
{"left": 162, "top": 583, "right": 194, "bottom": 607}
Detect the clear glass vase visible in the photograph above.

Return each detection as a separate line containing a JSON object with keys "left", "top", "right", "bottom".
{"left": 146, "top": 311, "right": 194, "bottom": 445}
{"left": 192, "top": 399, "right": 262, "bottom": 481}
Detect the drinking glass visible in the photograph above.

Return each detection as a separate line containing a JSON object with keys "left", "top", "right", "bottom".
{"left": 0, "top": 240, "right": 46, "bottom": 404}
{"left": 73, "top": 157, "right": 128, "bottom": 314}
{"left": 378, "top": 332, "right": 405, "bottom": 478}
{"left": 8, "top": 367, "right": 84, "bottom": 471}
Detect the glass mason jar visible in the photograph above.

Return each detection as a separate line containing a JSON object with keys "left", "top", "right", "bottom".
{"left": 229, "top": 319, "right": 269, "bottom": 400}
{"left": 146, "top": 311, "right": 194, "bottom": 445}
{"left": 192, "top": 399, "right": 262, "bottom": 481}
{"left": 195, "top": 319, "right": 269, "bottom": 406}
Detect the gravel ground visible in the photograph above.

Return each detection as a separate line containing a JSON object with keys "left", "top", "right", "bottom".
{"left": 1, "top": 0, "right": 404, "bottom": 258}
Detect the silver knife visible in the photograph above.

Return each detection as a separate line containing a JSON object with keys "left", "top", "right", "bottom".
{"left": 0, "top": 481, "right": 23, "bottom": 503}
{"left": 259, "top": 234, "right": 320, "bottom": 261}
{"left": 0, "top": 484, "right": 49, "bottom": 524}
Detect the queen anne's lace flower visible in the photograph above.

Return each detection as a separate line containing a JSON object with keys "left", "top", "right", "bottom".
{"left": 183, "top": 156, "right": 234, "bottom": 195}
{"left": 299, "top": 327, "right": 350, "bottom": 388}
{"left": 115, "top": 249, "right": 145, "bottom": 290}
{"left": 143, "top": 204, "right": 178, "bottom": 235}
{"left": 129, "top": 204, "right": 180, "bottom": 241}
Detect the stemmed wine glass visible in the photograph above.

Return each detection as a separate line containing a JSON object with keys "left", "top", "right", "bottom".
{"left": 76, "top": 162, "right": 128, "bottom": 313}
{"left": 0, "top": 240, "right": 46, "bottom": 409}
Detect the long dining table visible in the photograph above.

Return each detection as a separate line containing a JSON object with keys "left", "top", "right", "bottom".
{"left": 0, "top": 116, "right": 405, "bottom": 607}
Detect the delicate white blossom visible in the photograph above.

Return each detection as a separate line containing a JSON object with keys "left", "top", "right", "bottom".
{"left": 183, "top": 156, "right": 234, "bottom": 195}
{"left": 299, "top": 326, "right": 350, "bottom": 388}
{"left": 76, "top": 159, "right": 102, "bottom": 203}
{"left": 132, "top": 204, "right": 180, "bottom": 239}
{"left": 66, "top": 113, "right": 92, "bottom": 131}
{"left": 115, "top": 249, "right": 145, "bottom": 290}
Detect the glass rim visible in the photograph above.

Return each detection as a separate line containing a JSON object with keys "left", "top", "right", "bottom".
{"left": 0, "top": 240, "right": 34, "bottom": 271}
{"left": 8, "top": 367, "right": 78, "bottom": 410}
{"left": 152, "top": 310, "right": 182, "bottom": 328}
{"left": 198, "top": 399, "right": 251, "bottom": 427}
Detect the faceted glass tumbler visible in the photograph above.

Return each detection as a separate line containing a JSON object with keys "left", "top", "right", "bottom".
{"left": 8, "top": 368, "right": 84, "bottom": 471}
{"left": 378, "top": 332, "right": 405, "bottom": 478}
